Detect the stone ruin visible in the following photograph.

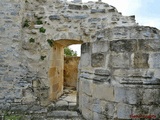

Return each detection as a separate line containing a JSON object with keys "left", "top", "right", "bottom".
{"left": 0, "top": 0, "right": 160, "bottom": 119}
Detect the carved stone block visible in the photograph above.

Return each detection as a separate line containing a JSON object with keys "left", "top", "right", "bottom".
{"left": 110, "top": 39, "right": 137, "bottom": 53}
{"left": 81, "top": 43, "right": 91, "bottom": 54}
{"left": 91, "top": 53, "right": 105, "bottom": 67}
{"left": 132, "top": 53, "right": 149, "bottom": 68}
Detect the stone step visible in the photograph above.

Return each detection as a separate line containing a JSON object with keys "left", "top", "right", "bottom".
{"left": 48, "top": 101, "right": 77, "bottom": 111}
{"left": 47, "top": 117, "right": 83, "bottom": 120}
{"left": 47, "top": 110, "right": 79, "bottom": 118}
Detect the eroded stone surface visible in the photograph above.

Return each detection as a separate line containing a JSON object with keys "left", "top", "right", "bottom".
{"left": 0, "top": 0, "right": 160, "bottom": 119}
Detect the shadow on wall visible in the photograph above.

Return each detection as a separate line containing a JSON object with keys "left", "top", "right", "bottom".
{"left": 64, "top": 56, "right": 80, "bottom": 89}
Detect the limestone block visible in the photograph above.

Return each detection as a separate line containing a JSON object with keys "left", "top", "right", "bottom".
{"left": 47, "top": 110, "right": 78, "bottom": 117}
{"left": 91, "top": 53, "right": 106, "bottom": 67}
{"left": 31, "top": 29, "right": 37, "bottom": 34}
{"left": 88, "top": 18, "right": 101, "bottom": 23}
{"left": 149, "top": 53, "right": 160, "bottom": 68}
{"left": 79, "top": 72, "right": 93, "bottom": 79}
{"left": 113, "top": 69, "right": 128, "bottom": 77}
{"left": 149, "top": 106, "right": 160, "bottom": 118}
{"left": 110, "top": 53, "right": 130, "bottom": 69}
{"left": 117, "top": 103, "right": 132, "bottom": 119}
{"left": 112, "top": 27, "right": 130, "bottom": 39}
{"left": 141, "top": 27, "right": 159, "bottom": 39}
{"left": 68, "top": 32, "right": 81, "bottom": 40}
{"left": 91, "top": 9, "right": 105, "bottom": 14}
{"left": 81, "top": 78, "right": 93, "bottom": 96}
{"left": 34, "top": 25, "right": 43, "bottom": 29}
{"left": 0, "top": 103, "right": 10, "bottom": 110}
{"left": 93, "top": 76, "right": 110, "bottom": 83}
{"left": 92, "top": 41, "right": 109, "bottom": 53}
{"left": 3, "top": 75, "right": 14, "bottom": 81}
{"left": 110, "top": 39, "right": 137, "bottom": 53}
{"left": 10, "top": 104, "right": 29, "bottom": 112}
{"left": 80, "top": 53, "right": 90, "bottom": 67}
{"left": 81, "top": 42, "right": 91, "bottom": 54}
{"left": 93, "top": 112, "right": 107, "bottom": 120}
{"left": 132, "top": 105, "right": 150, "bottom": 115}
{"left": 63, "top": 14, "right": 88, "bottom": 19}
{"left": 96, "top": 30, "right": 106, "bottom": 40}
{"left": 82, "top": 107, "right": 93, "bottom": 120}
{"left": 55, "top": 100, "right": 68, "bottom": 108}
{"left": 114, "top": 87, "right": 126, "bottom": 103}
{"left": 114, "top": 87, "right": 143, "bottom": 105}
{"left": 138, "top": 39, "right": 160, "bottom": 52}
{"left": 142, "top": 89, "right": 160, "bottom": 105}
{"left": 68, "top": 4, "right": 82, "bottom": 10}
{"left": 120, "top": 77, "right": 143, "bottom": 84}
{"left": 94, "top": 69, "right": 110, "bottom": 76}
{"left": 130, "top": 27, "right": 141, "bottom": 39}
{"left": 154, "top": 69, "right": 160, "bottom": 79}
{"left": 104, "top": 102, "right": 115, "bottom": 117}
{"left": 93, "top": 83, "right": 114, "bottom": 101}
{"left": 22, "top": 89, "right": 37, "bottom": 104}
{"left": 131, "top": 52, "right": 149, "bottom": 68}
{"left": 113, "top": 69, "right": 153, "bottom": 78}
{"left": 49, "top": 15, "right": 61, "bottom": 20}
{"left": 78, "top": 90, "right": 83, "bottom": 111}
{"left": 82, "top": 93, "right": 92, "bottom": 110}
{"left": 92, "top": 99, "right": 102, "bottom": 114}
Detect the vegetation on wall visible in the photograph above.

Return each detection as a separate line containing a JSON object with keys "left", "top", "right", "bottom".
{"left": 40, "top": 55, "right": 46, "bottom": 60}
{"left": 39, "top": 27, "right": 46, "bottom": 33}
{"left": 23, "top": 20, "right": 29, "bottom": 28}
{"left": 36, "top": 20, "right": 43, "bottom": 25}
{"left": 4, "top": 114, "right": 22, "bottom": 120}
{"left": 36, "top": 17, "right": 43, "bottom": 25}
{"left": 29, "top": 38, "right": 35, "bottom": 43}
{"left": 64, "top": 47, "right": 77, "bottom": 56}
{"left": 47, "top": 39, "right": 54, "bottom": 47}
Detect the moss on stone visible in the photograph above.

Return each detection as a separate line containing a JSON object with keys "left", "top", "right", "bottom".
{"left": 39, "top": 27, "right": 46, "bottom": 33}
{"left": 29, "top": 38, "right": 35, "bottom": 43}
{"left": 40, "top": 55, "right": 46, "bottom": 60}
{"left": 36, "top": 20, "right": 43, "bottom": 25}
{"left": 23, "top": 20, "right": 29, "bottom": 28}
{"left": 47, "top": 39, "right": 54, "bottom": 47}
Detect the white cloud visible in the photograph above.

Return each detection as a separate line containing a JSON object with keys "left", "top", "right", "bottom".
{"left": 102, "top": 0, "right": 142, "bottom": 16}
{"left": 136, "top": 17, "right": 160, "bottom": 29}
{"left": 69, "top": 44, "right": 81, "bottom": 56}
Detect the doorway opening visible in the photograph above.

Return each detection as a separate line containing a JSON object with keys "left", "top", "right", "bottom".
{"left": 48, "top": 40, "right": 82, "bottom": 108}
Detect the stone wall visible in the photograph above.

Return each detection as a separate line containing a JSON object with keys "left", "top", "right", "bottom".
{"left": 0, "top": 0, "right": 160, "bottom": 119}
{"left": 64, "top": 57, "right": 80, "bottom": 88}
{"left": 78, "top": 26, "right": 160, "bottom": 119}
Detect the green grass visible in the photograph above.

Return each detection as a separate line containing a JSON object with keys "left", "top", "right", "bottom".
{"left": 5, "top": 115, "right": 22, "bottom": 120}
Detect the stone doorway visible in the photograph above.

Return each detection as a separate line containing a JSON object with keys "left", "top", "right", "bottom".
{"left": 48, "top": 39, "right": 83, "bottom": 104}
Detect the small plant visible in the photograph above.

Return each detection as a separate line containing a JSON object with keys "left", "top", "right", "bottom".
{"left": 64, "top": 47, "right": 77, "bottom": 56}
{"left": 40, "top": 55, "right": 46, "bottom": 60}
{"left": 5, "top": 115, "right": 22, "bottom": 120}
{"left": 47, "top": 39, "right": 54, "bottom": 47}
{"left": 23, "top": 20, "right": 29, "bottom": 28}
{"left": 29, "top": 38, "right": 35, "bottom": 43}
{"left": 36, "top": 20, "right": 43, "bottom": 25}
{"left": 39, "top": 27, "right": 46, "bottom": 33}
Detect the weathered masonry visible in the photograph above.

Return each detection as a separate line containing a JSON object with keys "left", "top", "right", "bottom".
{"left": 0, "top": 0, "right": 160, "bottom": 119}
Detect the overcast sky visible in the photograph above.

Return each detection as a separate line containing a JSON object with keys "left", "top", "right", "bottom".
{"left": 70, "top": 0, "right": 160, "bottom": 56}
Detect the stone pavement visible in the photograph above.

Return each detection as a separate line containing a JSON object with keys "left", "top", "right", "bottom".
{"left": 1, "top": 87, "right": 85, "bottom": 120}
